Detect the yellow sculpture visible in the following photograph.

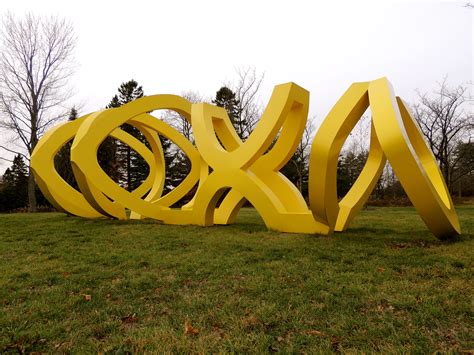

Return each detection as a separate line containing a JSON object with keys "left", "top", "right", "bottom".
{"left": 70, "top": 95, "right": 205, "bottom": 224}
{"left": 191, "top": 83, "right": 329, "bottom": 234}
{"left": 369, "top": 78, "right": 460, "bottom": 239}
{"left": 30, "top": 77, "right": 461, "bottom": 240}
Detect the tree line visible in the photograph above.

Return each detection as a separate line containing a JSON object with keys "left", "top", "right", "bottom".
{"left": 0, "top": 13, "right": 472, "bottom": 212}
{"left": 1, "top": 74, "right": 472, "bottom": 212}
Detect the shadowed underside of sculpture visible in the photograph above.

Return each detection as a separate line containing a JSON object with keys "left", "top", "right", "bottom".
{"left": 30, "top": 77, "right": 461, "bottom": 240}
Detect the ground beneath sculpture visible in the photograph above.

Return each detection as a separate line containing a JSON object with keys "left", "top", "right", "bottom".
{"left": 1, "top": 206, "right": 473, "bottom": 353}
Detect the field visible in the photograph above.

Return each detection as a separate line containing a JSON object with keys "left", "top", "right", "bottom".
{"left": 1, "top": 206, "right": 473, "bottom": 353}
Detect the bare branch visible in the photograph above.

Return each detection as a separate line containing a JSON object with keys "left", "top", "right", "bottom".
{"left": 232, "top": 66, "right": 265, "bottom": 138}
{"left": 0, "top": 12, "right": 76, "bottom": 210}
{"left": 0, "top": 145, "right": 29, "bottom": 161}
{"left": 412, "top": 78, "right": 472, "bottom": 192}
{"left": 0, "top": 156, "right": 13, "bottom": 163}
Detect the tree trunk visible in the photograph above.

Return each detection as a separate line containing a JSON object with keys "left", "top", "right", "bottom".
{"left": 28, "top": 126, "right": 38, "bottom": 212}
{"left": 442, "top": 163, "right": 450, "bottom": 192}
{"left": 28, "top": 167, "right": 37, "bottom": 212}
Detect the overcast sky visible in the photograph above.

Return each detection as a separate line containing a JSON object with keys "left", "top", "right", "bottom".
{"left": 0, "top": 0, "right": 472, "bottom": 169}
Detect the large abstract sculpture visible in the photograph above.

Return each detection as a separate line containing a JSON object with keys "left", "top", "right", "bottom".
{"left": 31, "top": 77, "right": 461, "bottom": 239}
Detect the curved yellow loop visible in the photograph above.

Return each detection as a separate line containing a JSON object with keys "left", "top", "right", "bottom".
{"left": 369, "top": 78, "right": 460, "bottom": 239}
{"left": 110, "top": 125, "right": 158, "bottom": 199}
{"left": 335, "top": 124, "right": 386, "bottom": 231}
{"left": 192, "top": 82, "right": 329, "bottom": 234}
{"left": 308, "top": 82, "right": 387, "bottom": 232}
{"left": 31, "top": 113, "right": 162, "bottom": 218}
{"left": 70, "top": 95, "right": 204, "bottom": 224}
{"left": 128, "top": 114, "right": 203, "bottom": 209}
{"left": 128, "top": 118, "right": 166, "bottom": 220}
{"left": 31, "top": 113, "right": 103, "bottom": 218}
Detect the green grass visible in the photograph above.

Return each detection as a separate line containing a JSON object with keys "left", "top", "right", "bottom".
{"left": 0, "top": 206, "right": 473, "bottom": 353}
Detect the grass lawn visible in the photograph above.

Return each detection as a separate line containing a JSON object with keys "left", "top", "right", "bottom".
{"left": 0, "top": 206, "right": 473, "bottom": 353}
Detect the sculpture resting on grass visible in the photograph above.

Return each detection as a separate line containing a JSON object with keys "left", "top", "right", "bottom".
{"left": 31, "top": 77, "right": 461, "bottom": 239}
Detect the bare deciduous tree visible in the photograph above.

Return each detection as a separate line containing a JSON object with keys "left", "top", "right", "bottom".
{"left": 0, "top": 13, "right": 76, "bottom": 211}
{"left": 231, "top": 67, "right": 264, "bottom": 138}
{"left": 345, "top": 114, "right": 370, "bottom": 156}
{"left": 413, "top": 78, "right": 473, "bottom": 191}
{"left": 164, "top": 90, "right": 208, "bottom": 142}
{"left": 293, "top": 118, "right": 315, "bottom": 193}
{"left": 281, "top": 118, "right": 315, "bottom": 194}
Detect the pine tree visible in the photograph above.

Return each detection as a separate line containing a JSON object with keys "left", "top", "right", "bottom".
{"left": 106, "top": 80, "right": 152, "bottom": 191}
{"left": 212, "top": 87, "right": 244, "bottom": 139}
{"left": 0, "top": 168, "right": 14, "bottom": 212}
{"left": 10, "top": 154, "right": 28, "bottom": 191}
{"left": 2, "top": 167, "right": 14, "bottom": 185}
{"left": 336, "top": 151, "right": 368, "bottom": 198}
{"left": 0, "top": 155, "right": 29, "bottom": 210}
{"left": 107, "top": 79, "right": 174, "bottom": 195}
{"left": 107, "top": 95, "right": 121, "bottom": 108}
{"left": 165, "top": 150, "right": 191, "bottom": 201}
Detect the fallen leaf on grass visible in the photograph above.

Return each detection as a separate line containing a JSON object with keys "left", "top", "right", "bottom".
{"left": 121, "top": 313, "right": 138, "bottom": 324}
{"left": 184, "top": 321, "right": 199, "bottom": 336}
{"left": 268, "top": 344, "right": 279, "bottom": 352}
{"left": 54, "top": 341, "right": 66, "bottom": 350}
{"left": 63, "top": 272, "right": 70, "bottom": 278}
{"left": 160, "top": 307, "right": 171, "bottom": 316}
{"left": 377, "top": 299, "right": 394, "bottom": 312}
{"left": 212, "top": 324, "right": 225, "bottom": 338}
{"left": 390, "top": 242, "right": 409, "bottom": 249}
{"left": 242, "top": 315, "right": 258, "bottom": 328}
{"left": 306, "top": 329, "right": 326, "bottom": 337}
{"left": 82, "top": 294, "right": 92, "bottom": 301}
{"left": 331, "top": 336, "right": 342, "bottom": 352}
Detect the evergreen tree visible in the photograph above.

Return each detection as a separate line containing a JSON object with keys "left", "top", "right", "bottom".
{"left": 10, "top": 154, "right": 28, "bottom": 194}
{"left": 107, "top": 95, "right": 121, "bottom": 108}
{"left": 106, "top": 79, "right": 147, "bottom": 191}
{"left": 0, "top": 155, "right": 29, "bottom": 211}
{"left": 212, "top": 87, "right": 245, "bottom": 139}
{"left": 0, "top": 168, "right": 14, "bottom": 212}
{"left": 336, "top": 151, "right": 368, "bottom": 198}
{"left": 2, "top": 167, "right": 14, "bottom": 185}
{"left": 105, "top": 79, "right": 174, "bottom": 194}
{"left": 281, "top": 152, "right": 309, "bottom": 196}
{"left": 165, "top": 150, "right": 191, "bottom": 202}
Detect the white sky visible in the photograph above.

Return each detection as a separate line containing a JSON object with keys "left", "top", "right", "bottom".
{"left": 0, "top": 0, "right": 472, "bottom": 169}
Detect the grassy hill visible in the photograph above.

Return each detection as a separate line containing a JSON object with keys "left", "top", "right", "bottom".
{"left": 1, "top": 206, "right": 473, "bottom": 353}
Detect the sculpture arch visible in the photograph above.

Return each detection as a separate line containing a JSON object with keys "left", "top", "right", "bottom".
{"left": 31, "top": 77, "right": 461, "bottom": 240}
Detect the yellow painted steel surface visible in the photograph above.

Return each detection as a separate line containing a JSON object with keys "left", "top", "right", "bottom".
{"left": 31, "top": 78, "right": 461, "bottom": 239}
